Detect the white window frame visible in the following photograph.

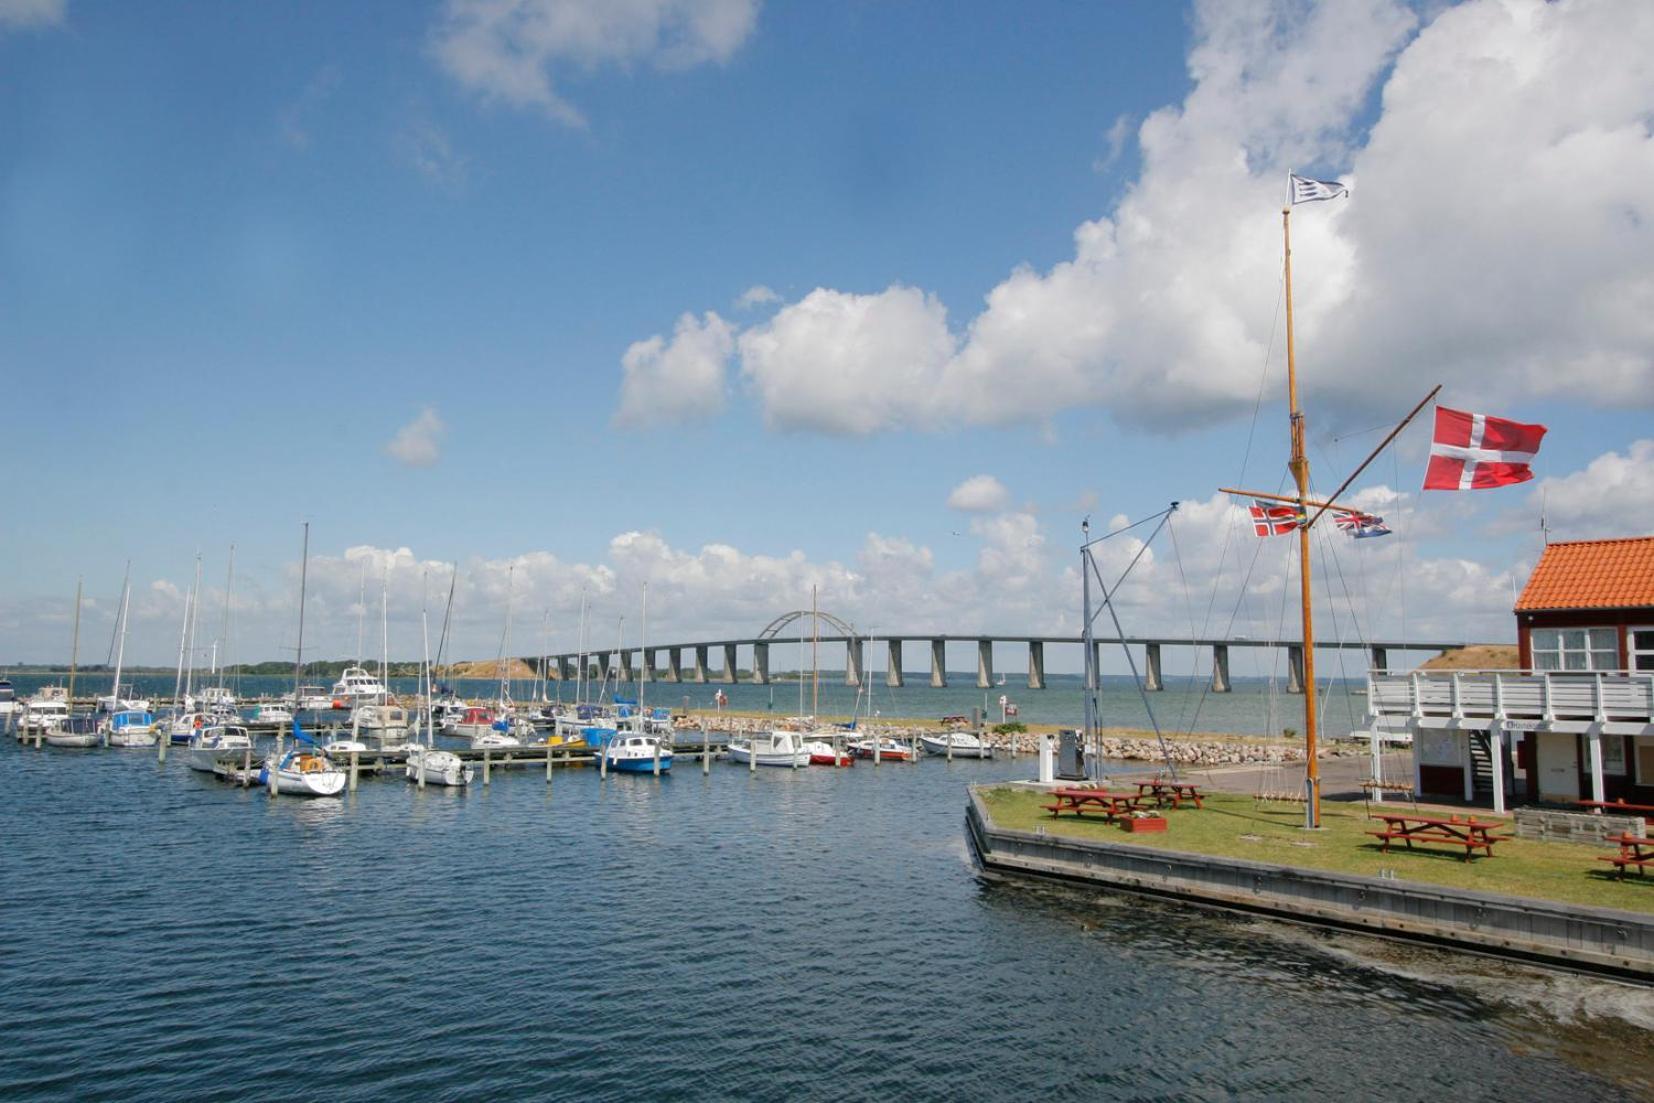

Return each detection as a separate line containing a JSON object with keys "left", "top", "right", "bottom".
{"left": 1630, "top": 625, "right": 1654, "bottom": 674}
{"left": 1530, "top": 626, "right": 1619, "bottom": 672}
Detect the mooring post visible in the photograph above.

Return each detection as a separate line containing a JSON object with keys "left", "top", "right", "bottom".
{"left": 653, "top": 739, "right": 661, "bottom": 777}
{"left": 349, "top": 749, "right": 359, "bottom": 792}
{"left": 947, "top": 732, "right": 953, "bottom": 762}
{"left": 600, "top": 744, "right": 608, "bottom": 779}
{"left": 748, "top": 733, "right": 756, "bottom": 773}
{"left": 241, "top": 745, "right": 252, "bottom": 787}
{"left": 701, "top": 732, "right": 710, "bottom": 774}
{"left": 483, "top": 748, "right": 492, "bottom": 785}
{"left": 157, "top": 727, "right": 167, "bottom": 762}
{"left": 546, "top": 741, "right": 554, "bottom": 783}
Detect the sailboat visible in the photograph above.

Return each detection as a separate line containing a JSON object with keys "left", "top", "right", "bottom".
{"left": 103, "top": 569, "right": 158, "bottom": 747}
{"left": 258, "top": 524, "right": 347, "bottom": 797}
{"left": 45, "top": 580, "right": 100, "bottom": 748}
{"left": 595, "top": 584, "right": 672, "bottom": 774}
{"left": 408, "top": 594, "right": 472, "bottom": 788}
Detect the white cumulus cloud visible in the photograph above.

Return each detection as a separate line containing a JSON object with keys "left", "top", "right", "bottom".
{"left": 431, "top": 0, "right": 761, "bottom": 126}
{"left": 0, "top": 0, "right": 66, "bottom": 31}
{"left": 616, "top": 310, "right": 734, "bottom": 425}
{"left": 947, "top": 475, "right": 1011, "bottom": 513}
{"left": 625, "top": 0, "right": 1654, "bottom": 436}
{"left": 1526, "top": 440, "right": 1654, "bottom": 541}
{"left": 384, "top": 407, "right": 447, "bottom": 467}
{"left": 735, "top": 284, "right": 778, "bottom": 309}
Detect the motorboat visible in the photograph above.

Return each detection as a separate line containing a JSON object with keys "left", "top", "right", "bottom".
{"left": 251, "top": 702, "right": 294, "bottom": 725}
{"left": 104, "top": 709, "right": 159, "bottom": 747}
{"left": 188, "top": 724, "right": 255, "bottom": 774}
{"left": 258, "top": 745, "right": 347, "bottom": 797}
{"left": 597, "top": 733, "right": 672, "bottom": 774}
{"left": 920, "top": 731, "right": 995, "bottom": 759}
{"left": 169, "top": 711, "right": 212, "bottom": 744}
{"left": 406, "top": 745, "right": 473, "bottom": 787}
{"left": 294, "top": 686, "right": 336, "bottom": 712}
{"left": 451, "top": 707, "right": 498, "bottom": 741}
{"left": 470, "top": 729, "right": 522, "bottom": 749}
{"left": 849, "top": 737, "right": 913, "bottom": 762}
{"left": 0, "top": 677, "right": 18, "bottom": 721}
{"left": 352, "top": 703, "right": 410, "bottom": 739}
{"left": 21, "top": 697, "right": 70, "bottom": 734}
{"left": 45, "top": 715, "right": 102, "bottom": 748}
{"left": 199, "top": 686, "right": 236, "bottom": 712}
{"left": 330, "top": 666, "right": 386, "bottom": 706}
{"left": 321, "top": 736, "right": 369, "bottom": 755}
{"left": 801, "top": 739, "right": 853, "bottom": 767}
{"left": 726, "top": 729, "right": 810, "bottom": 768}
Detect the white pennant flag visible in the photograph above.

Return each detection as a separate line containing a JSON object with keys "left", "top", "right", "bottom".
{"left": 1289, "top": 173, "right": 1349, "bottom": 204}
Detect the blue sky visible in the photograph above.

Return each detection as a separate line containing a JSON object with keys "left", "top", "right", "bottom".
{"left": 3, "top": 0, "right": 1651, "bottom": 670}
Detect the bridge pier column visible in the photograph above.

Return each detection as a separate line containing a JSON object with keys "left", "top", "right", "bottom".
{"left": 976, "top": 640, "right": 993, "bottom": 689}
{"left": 1144, "top": 643, "right": 1162, "bottom": 691}
{"left": 642, "top": 649, "right": 657, "bottom": 683}
{"left": 930, "top": 639, "right": 947, "bottom": 688}
{"left": 693, "top": 646, "right": 709, "bottom": 684}
{"left": 557, "top": 657, "right": 573, "bottom": 682}
{"left": 722, "top": 644, "right": 738, "bottom": 684}
{"left": 1286, "top": 645, "right": 1305, "bottom": 694}
{"left": 1027, "top": 641, "right": 1045, "bottom": 690}
{"left": 666, "top": 648, "right": 682, "bottom": 683}
{"left": 1370, "top": 645, "right": 1388, "bottom": 674}
{"left": 752, "top": 642, "right": 770, "bottom": 685}
{"left": 845, "top": 639, "right": 863, "bottom": 687}
{"left": 597, "top": 653, "right": 612, "bottom": 685}
{"left": 1211, "top": 645, "right": 1231, "bottom": 693}
{"left": 619, "top": 650, "right": 634, "bottom": 686}
{"left": 886, "top": 640, "right": 904, "bottom": 688}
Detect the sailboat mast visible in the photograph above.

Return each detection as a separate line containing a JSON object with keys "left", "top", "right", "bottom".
{"left": 811, "top": 585, "right": 819, "bottom": 718}
{"left": 219, "top": 545, "right": 235, "bottom": 696}
{"left": 380, "top": 565, "right": 389, "bottom": 695}
{"left": 638, "top": 583, "right": 647, "bottom": 714}
{"left": 184, "top": 553, "right": 202, "bottom": 703}
{"left": 173, "top": 573, "right": 192, "bottom": 710}
{"left": 67, "top": 577, "right": 82, "bottom": 709}
{"left": 1283, "top": 203, "right": 1322, "bottom": 829}
{"left": 111, "top": 565, "right": 131, "bottom": 709}
{"left": 294, "top": 524, "right": 310, "bottom": 699}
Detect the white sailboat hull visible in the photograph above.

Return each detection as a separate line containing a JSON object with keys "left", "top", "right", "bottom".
{"left": 259, "top": 755, "right": 347, "bottom": 796}
{"left": 44, "top": 730, "right": 100, "bottom": 748}
{"left": 726, "top": 744, "right": 808, "bottom": 767}
{"left": 405, "top": 749, "right": 473, "bottom": 787}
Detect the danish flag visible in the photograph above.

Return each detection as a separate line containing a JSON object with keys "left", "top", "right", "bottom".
{"left": 1423, "top": 406, "right": 1547, "bottom": 491}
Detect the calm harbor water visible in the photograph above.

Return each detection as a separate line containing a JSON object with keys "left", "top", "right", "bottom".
{"left": 3, "top": 739, "right": 1650, "bottom": 1101}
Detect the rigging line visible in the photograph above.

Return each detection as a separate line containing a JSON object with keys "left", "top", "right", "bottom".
{"left": 1312, "top": 515, "right": 1358, "bottom": 735}
{"left": 1084, "top": 509, "right": 1178, "bottom": 776}
{"left": 1081, "top": 504, "right": 1177, "bottom": 550}
{"left": 1165, "top": 510, "right": 1203, "bottom": 736}
{"left": 1330, "top": 421, "right": 1395, "bottom": 444}
{"left": 1179, "top": 472, "right": 1289, "bottom": 739}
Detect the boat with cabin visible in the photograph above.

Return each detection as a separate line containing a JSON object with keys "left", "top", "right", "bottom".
{"left": 597, "top": 732, "right": 672, "bottom": 774}
{"left": 105, "top": 709, "right": 158, "bottom": 747}
{"left": 406, "top": 745, "right": 473, "bottom": 787}
{"left": 848, "top": 736, "right": 913, "bottom": 762}
{"left": 920, "top": 731, "right": 994, "bottom": 759}
{"left": 330, "top": 665, "right": 386, "bottom": 706}
{"left": 188, "top": 724, "right": 255, "bottom": 774}
{"left": 45, "top": 714, "right": 101, "bottom": 748}
{"left": 726, "top": 729, "right": 810, "bottom": 768}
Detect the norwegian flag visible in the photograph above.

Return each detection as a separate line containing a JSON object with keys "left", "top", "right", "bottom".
{"left": 1250, "top": 500, "right": 1304, "bottom": 537}
{"left": 1334, "top": 511, "right": 1391, "bottom": 539}
{"left": 1423, "top": 406, "right": 1547, "bottom": 491}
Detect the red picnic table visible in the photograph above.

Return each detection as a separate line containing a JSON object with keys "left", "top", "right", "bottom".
{"left": 1366, "top": 812, "right": 1507, "bottom": 862}
{"left": 1576, "top": 799, "right": 1654, "bottom": 826}
{"left": 1043, "top": 788, "right": 1146, "bottom": 823}
{"left": 1133, "top": 778, "right": 1204, "bottom": 810}
{"left": 1597, "top": 833, "right": 1654, "bottom": 880}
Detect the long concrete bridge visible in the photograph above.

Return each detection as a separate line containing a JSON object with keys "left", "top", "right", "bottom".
{"left": 532, "top": 626, "right": 1468, "bottom": 695}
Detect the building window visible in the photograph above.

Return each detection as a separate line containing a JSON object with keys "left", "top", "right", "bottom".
{"left": 1530, "top": 627, "right": 1618, "bottom": 671}
{"left": 1631, "top": 627, "right": 1654, "bottom": 673}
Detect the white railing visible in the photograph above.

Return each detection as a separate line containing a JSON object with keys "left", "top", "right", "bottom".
{"left": 1367, "top": 669, "right": 1654, "bottom": 724}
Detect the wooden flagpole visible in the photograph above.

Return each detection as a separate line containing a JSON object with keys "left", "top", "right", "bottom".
{"left": 1282, "top": 202, "right": 1321, "bottom": 829}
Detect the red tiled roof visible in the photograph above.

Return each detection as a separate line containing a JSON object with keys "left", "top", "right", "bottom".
{"left": 1515, "top": 536, "right": 1654, "bottom": 611}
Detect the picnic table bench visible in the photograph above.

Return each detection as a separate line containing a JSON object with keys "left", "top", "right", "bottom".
{"left": 1366, "top": 813, "right": 1507, "bottom": 862}
{"left": 1597, "top": 833, "right": 1654, "bottom": 880}
{"left": 1576, "top": 799, "right": 1654, "bottom": 826}
{"left": 1134, "top": 778, "right": 1204, "bottom": 810}
{"left": 1043, "top": 788, "right": 1146, "bottom": 823}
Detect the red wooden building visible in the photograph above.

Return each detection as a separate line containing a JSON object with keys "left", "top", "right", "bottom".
{"left": 1513, "top": 536, "right": 1654, "bottom": 803}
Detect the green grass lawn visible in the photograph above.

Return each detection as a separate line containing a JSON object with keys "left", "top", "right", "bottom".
{"left": 977, "top": 786, "right": 1654, "bottom": 915}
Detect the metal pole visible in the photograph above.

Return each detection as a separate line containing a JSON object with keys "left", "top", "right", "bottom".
{"left": 1283, "top": 204, "right": 1321, "bottom": 829}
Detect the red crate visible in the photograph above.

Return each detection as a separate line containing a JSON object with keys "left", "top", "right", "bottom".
{"left": 1123, "top": 816, "right": 1168, "bottom": 833}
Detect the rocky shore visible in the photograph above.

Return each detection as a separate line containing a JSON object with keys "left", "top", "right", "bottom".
{"left": 673, "top": 712, "right": 1361, "bottom": 766}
